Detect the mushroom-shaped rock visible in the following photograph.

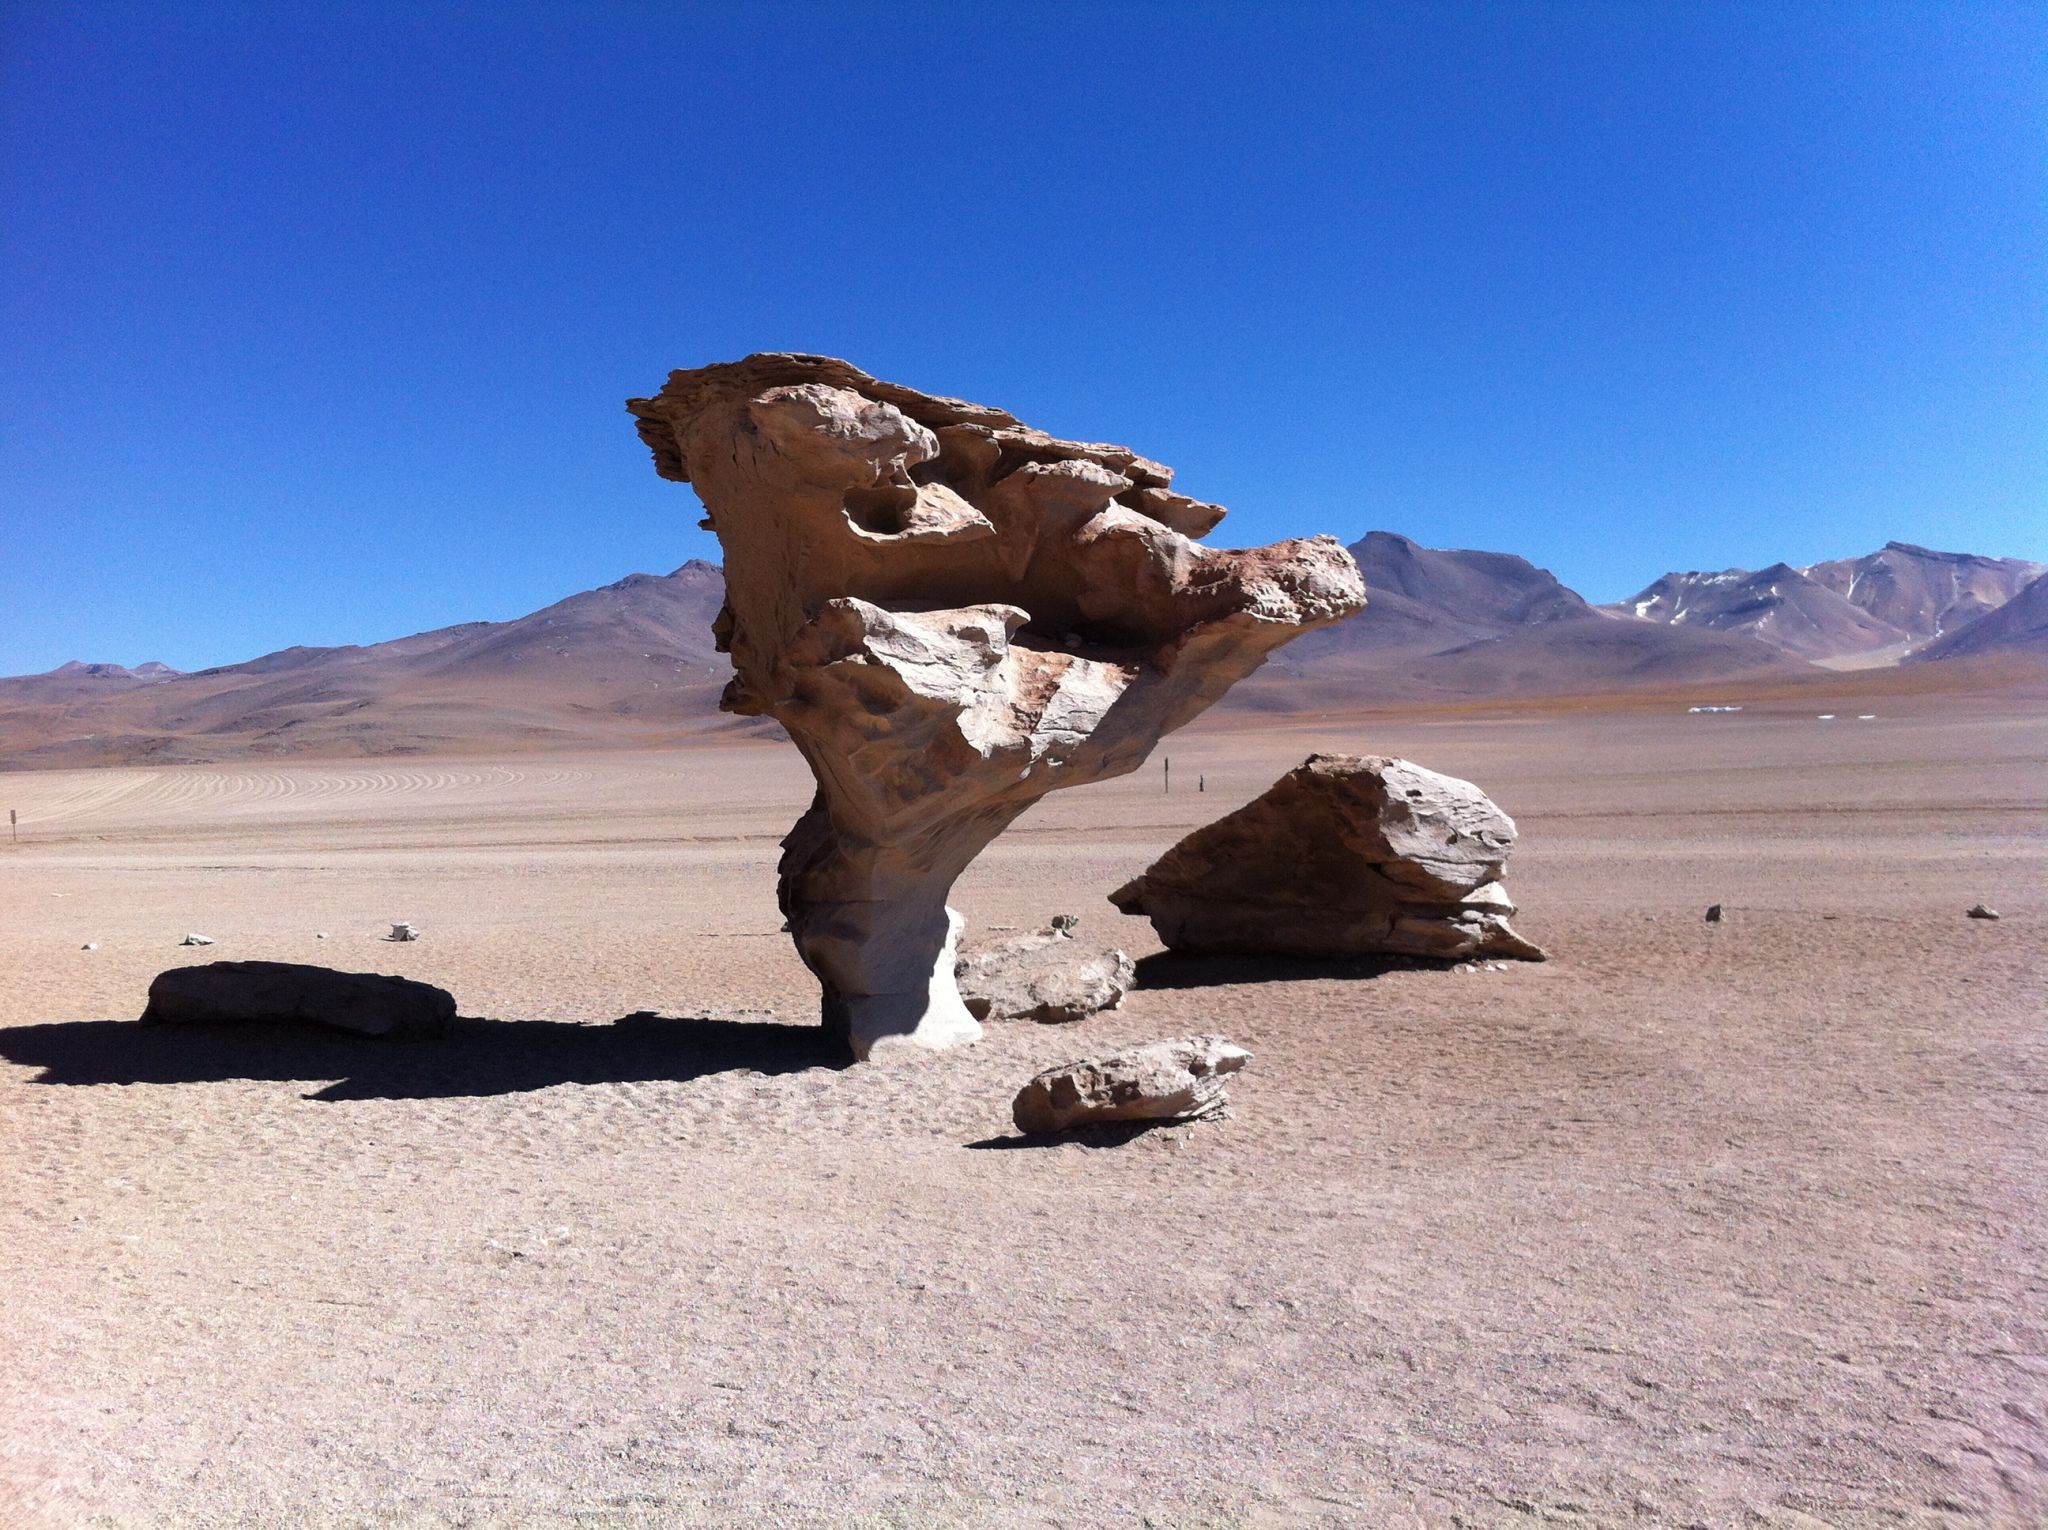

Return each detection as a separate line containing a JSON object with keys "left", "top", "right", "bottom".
{"left": 1012, "top": 1035, "right": 1251, "bottom": 1135}
{"left": 1111, "top": 754, "right": 1545, "bottom": 962}
{"left": 955, "top": 917, "right": 1134, "bottom": 1025}
{"left": 629, "top": 355, "right": 1364, "bottom": 1059}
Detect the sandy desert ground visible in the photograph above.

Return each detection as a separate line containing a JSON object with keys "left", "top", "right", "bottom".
{"left": 0, "top": 693, "right": 2043, "bottom": 1528}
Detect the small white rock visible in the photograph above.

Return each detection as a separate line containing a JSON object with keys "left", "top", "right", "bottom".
{"left": 81, "top": 942, "right": 97, "bottom": 951}
{"left": 180, "top": 933, "right": 215, "bottom": 947}
{"left": 388, "top": 922, "right": 418, "bottom": 942}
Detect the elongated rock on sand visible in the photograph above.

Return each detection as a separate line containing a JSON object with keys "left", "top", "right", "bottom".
{"left": 141, "top": 961, "right": 456, "bottom": 1038}
{"left": 1112, "top": 753, "right": 1546, "bottom": 962}
{"left": 1012, "top": 1035, "right": 1251, "bottom": 1135}
{"left": 628, "top": 355, "right": 1364, "bottom": 1058}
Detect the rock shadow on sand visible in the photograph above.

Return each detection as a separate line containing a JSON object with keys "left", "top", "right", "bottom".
{"left": 1130, "top": 950, "right": 1417, "bottom": 990}
{"left": 965, "top": 1120, "right": 1176, "bottom": 1151}
{"left": 0, "top": 1011, "right": 842, "bottom": 1102}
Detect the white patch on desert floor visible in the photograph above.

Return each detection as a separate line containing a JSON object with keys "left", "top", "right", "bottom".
{"left": 0, "top": 697, "right": 2043, "bottom": 1528}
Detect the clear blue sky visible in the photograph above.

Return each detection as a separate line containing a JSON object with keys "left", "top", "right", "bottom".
{"left": 2, "top": 2, "right": 2042, "bottom": 673}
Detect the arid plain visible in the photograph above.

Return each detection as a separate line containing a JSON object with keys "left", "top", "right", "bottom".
{"left": 2, "top": 687, "right": 2043, "bottom": 1529}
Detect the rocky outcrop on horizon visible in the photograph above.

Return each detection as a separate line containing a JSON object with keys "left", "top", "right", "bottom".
{"left": 1, "top": 659, "right": 183, "bottom": 705}
{"left": 48, "top": 660, "right": 180, "bottom": 680}
{"left": 626, "top": 352, "right": 1362, "bottom": 1057}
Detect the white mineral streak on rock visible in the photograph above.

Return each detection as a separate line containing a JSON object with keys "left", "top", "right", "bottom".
{"left": 628, "top": 355, "right": 1364, "bottom": 1059}
{"left": 1111, "top": 753, "right": 1546, "bottom": 963}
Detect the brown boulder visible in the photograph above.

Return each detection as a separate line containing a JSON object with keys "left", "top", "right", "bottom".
{"left": 955, "top": 917, "right": 1134, "bottom": 1025}
{"left": 1111, "top": 754, "right": 1544, "bottom": 962}
{"left": 1011, "top": 1035, "right": 1250, "bottom": 1135}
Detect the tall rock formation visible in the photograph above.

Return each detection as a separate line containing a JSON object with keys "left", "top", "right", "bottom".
{"left": 627, "top": 355, "right": 1364, "bottom": 1058}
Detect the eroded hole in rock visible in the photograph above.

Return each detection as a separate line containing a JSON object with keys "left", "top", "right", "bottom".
{"left": 909, "top": 455, "right": 971, "bottom": 493}
{"left": 843, "top": 484, "right": 918, "bottom": 535}
{"left": 1018, "top": 619, "right": 1136, "bottom": 657}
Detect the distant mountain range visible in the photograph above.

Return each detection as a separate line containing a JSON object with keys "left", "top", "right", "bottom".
{"left": 3, "top": 538, "right": 2041, "bottom": 768}
{"left": 1236, "top": 532, "right": 1792, "bottom": 707}
{"left": 0, "top": 561, "right": 734, "bottom": 768}
{"left": 1605, "top": 542, "right": 2045, "bottom": 667}
{"left": 1914, "top": 562, "right": 2048, "bottom": 662}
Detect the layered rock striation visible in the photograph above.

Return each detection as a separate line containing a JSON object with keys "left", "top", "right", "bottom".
{"left": 1111, "top": 753, "right": 1544, "bottom": 962}
{"left": 629, "top": 355, "right": 1364, "bottom": 1057}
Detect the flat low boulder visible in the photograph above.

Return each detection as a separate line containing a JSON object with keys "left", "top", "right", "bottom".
{"left": 955, "top": 916, "right": 1135, "bottom": 1025}
{"left": 1011, "top": 1034, "right": 1250, "bottom": 1136}
{"left": 1111, "top": 753, "right": 1545, "bottom": 963}
{"left": 140, "top": 961, "right": 456, "bottom": 1039}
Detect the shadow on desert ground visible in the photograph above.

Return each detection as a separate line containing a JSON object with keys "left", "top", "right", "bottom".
{"left": 0, "top": 1010, "right": 843, "bottom": 1102}
{"left": 1131, "top": 949, "right": 1416, "bottom": 989}
{"left": 964, "top": 1119, "right": 1176, "bottom": 1151}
